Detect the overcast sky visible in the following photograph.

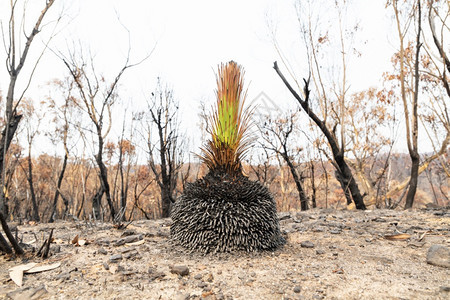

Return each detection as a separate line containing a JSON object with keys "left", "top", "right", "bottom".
{"left": 0, "top": 0, "right": 403, "bottom": 155}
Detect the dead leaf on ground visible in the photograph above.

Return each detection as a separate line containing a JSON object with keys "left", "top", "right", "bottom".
{"left": 8, "top": 262, "right": 60, "bottom": 287}
{"left": 384, "top": 233, "right": 411, "bottom": 240}
{"left": 9, "top": 263, "right": 38, "bottom": 287}
{"left": 71, "top": 235, "right": 79, "bottom": 244}
{"left": 26, "top": 262, "right": 61, "bottom": 274}
{"left": 71, "top": 235, "right": 90, "bottom": 246}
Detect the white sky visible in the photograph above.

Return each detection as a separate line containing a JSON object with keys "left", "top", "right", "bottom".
{"left": 0, "top": 0, "right": 413, "bottom": 157}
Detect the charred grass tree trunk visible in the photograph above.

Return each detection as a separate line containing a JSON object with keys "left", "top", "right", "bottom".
{"left": 170, "top": 61, "right": 285, "bottom": 253}
{"left": 171, "top": 170, "right": 285, "bottom": 252}
{"left": 274, "top": 62, "right": 366, "bottom": 210}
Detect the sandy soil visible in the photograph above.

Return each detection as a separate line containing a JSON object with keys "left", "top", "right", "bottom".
{"left": 1, "top": 208, "right": 449, "bottom": 300}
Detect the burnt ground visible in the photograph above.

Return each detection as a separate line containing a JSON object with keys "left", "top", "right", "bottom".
{"left": 1, "top": 208, "right": 449, "bottom": 300}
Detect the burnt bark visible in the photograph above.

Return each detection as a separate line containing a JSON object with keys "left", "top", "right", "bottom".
{"left": 0, "top": 114, "right": 22, "bottom": 216}
{"left": 273, "top": 62, "right": 366, "bottom": 209}
{"left": 49, "top": 152, "right": 68, "bottom": 222}
{"left": 96, "top": 127, "right": 116, "bottom": 221}
{"left": 0, "top": 230, "right": 12, "bottom": 254}
{"left": 92, "top": 186, "right": 104, "bottom": 221}
{"left": 26, "top": 149, "right": 40, "bottom": 222}
{"left": 118, "top": 142, "right": 129, "bottom": 221}
{"left": 0, "top": 210, "right": 23, "bottom": 255}
{"left": 405, "top": 153, "right": 420, "bottom": 208}
{"left": 147, "top": 83, "right": 181, "bottom": 218}
{"left": 280, "top": 151, "right": 309, "bottom": 211}
{"left": 404, "top": 0, "right": 422, "bottom": 209}
{"left": 310, "top": 161, "right": 317, "bottom": 208}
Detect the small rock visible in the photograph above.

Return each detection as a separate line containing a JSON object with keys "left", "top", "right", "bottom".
{"left": 316, "top": 249, "right": 325, "bottom": 255}
{"left": 120, "top": 247, "right": 136, "bottom": 254}
{"left": 97, "top": 248, "right": 107, "bottom": 255}
{"left": 440, "top": 286, "right": 450, "bottom": 292}
{"left": 149, "top": 271, "right": 166, "bottom": 281}
{"left": 170, "top": 265, "right": 189, "bottom": 276}
{"left": 216, "top": 293, "right": 225, "bottom": 300}
{"left": 293, "top": 286, "right": 301, "bottom": 293}
{"left": 174, "top": 293, "right": 190, "bottom": 300}
{"left": 120, "top": 229, "right": 136, "bottom": 237}
{"left": 114, "top": 234, "right": 143, "bottom": 246}
{"left": 330, "top": 229, "right": 342, "bottom": 234}
{"left": 373, "top": 217, "right": 387, "bottom": 222}
{"left": 109, "top": 254, "right": 123, "bottom": 263}
{"left": 407, "top": 241, "right": 425, "bottom": 248}
{"left": 124, "top": 251, "right": 139, "bottom": 260}
{"left": 194, "top": 273, "right": 203, "bottom": 280}
{"left": 103, "top": 262, "right": 110, "bottom": 270}
{"left": 50, "top": 245, "right": 61, "bottom": 254}
{"left": 6, "top": 285, "right": 47, "bottom": 300}
{"left": 56, "top": 272, "right": 71, "bottom": 281}
{"left": 426, "top": 245, "right": 450, "bottom": 268}
{"left": 301, "top": 241, "right": 314, "bottom": 248}
{"left": 96, "top": 238, "right": 111, "bottom": 246}
{"left": 278, "top": 212, "right": 291, "bottom": 221}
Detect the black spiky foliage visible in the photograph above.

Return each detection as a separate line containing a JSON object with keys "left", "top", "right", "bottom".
{"left": 170, "top": 61, "right": 285, "bottom": 253}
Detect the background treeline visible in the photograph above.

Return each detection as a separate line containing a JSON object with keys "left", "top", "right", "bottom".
{"left": 2, "top": 146, "right": 448, "bottom": 222}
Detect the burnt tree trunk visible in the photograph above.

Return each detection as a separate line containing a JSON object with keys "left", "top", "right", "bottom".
{"left": 118, "top": 145, "right": 128, "bottom": 221}
{"left": 281, "top": 152, "right": 309, "bottom": 211}
{"left": 310, "top": 161, "right": 317, "bottom": 208}
{"left": 95, "top": 127, "right": 116, "bottom": 221}
{"left": 0, "top": 211, "right": 23, "bottom": 254}
{"left": 405, "top": 153, "right": 420, "bottom": 208}
{"left": 49, "top": 152, "right": 68, "bottom": 222}
{"left": 92, "top": 186, "right": 104, "bottom": 221}
{"left": 0, "top": 229, "right": 12, "bottom": 254}
{"left": 274, "top": 62, "right": 366, "bottom": 209}
{"left": 0, "top": 114, "right": 22, "bottom": 216}
{"left": 26, "top": 151, "right": 40, "bottom": 222}
{"left": 405, "top": 0, "right": 422, "bottom": 209}
{"left": 0, "top": 115, "right": 23, "bottom": 254}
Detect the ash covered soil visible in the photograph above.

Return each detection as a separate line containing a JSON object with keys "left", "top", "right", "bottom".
{"left": 1, "top": 208, "right": 449, "bottom": 300}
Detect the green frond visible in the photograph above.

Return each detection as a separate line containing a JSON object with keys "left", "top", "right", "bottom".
{"left": 199, "top": 61, "right": 254, "bottom": 176}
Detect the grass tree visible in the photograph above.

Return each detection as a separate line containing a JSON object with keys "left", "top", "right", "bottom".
{"left": 170, "top": 61, "right": 285, "bottom": 253}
